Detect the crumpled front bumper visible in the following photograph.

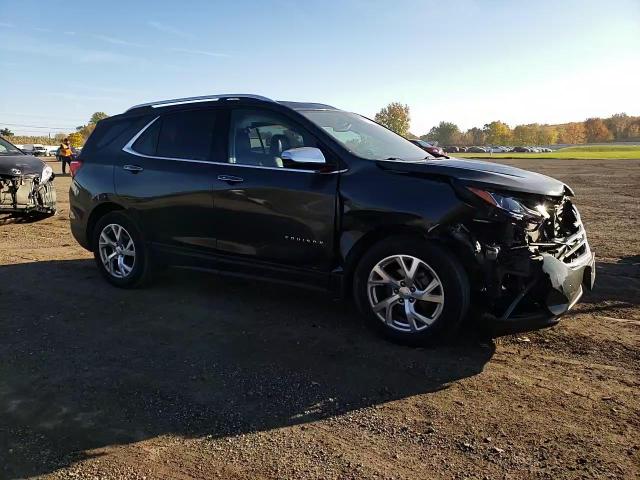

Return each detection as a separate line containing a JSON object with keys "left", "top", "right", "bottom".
{"left": 0, "top": 176, "right": 57, "bottom": 215}
{"left": 487, "top": 248, "right": 596, "bottom": 335}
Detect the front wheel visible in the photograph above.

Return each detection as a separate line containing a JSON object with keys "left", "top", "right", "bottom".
{"left": 354, "top": 237, "right": 470, "bottom": 346}
{"left": 92, "top": 211, "right": 154, "bottom": 288}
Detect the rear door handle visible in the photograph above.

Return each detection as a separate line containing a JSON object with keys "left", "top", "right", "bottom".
{"left": 123, "top": 164, "right": 144, "bottom": 173}
{"left": 217, "top": 174, "right": 244, "bottom": 184}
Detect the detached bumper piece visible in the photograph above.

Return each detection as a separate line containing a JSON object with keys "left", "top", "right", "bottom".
{"left": 0, "top": 175, "right": 57, "bottom": 215}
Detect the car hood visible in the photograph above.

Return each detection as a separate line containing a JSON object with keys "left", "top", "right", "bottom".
{"left": 377, "top": 157, "right": 568, "bottom": 196}
{"left": 0, "top": 154, "right": 46, "bottom": 176}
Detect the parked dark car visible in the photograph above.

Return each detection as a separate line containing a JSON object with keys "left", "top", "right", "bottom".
{"left": 69, "top": 94, "right": 595, "bottom": 344}
{"left": 0, "top": 136, "right": 57, "bottom": 216}
{"left": 409, "top": 139, "right": 446, "bottom": 157}
{"left": 444, "top": 146, "right": 459, "bottom": 153}
{"left": 466, "top": 146, "right": 486, "bottom": 153}
{"left": 513, "top": 146, "right": 530, "bottom": 153}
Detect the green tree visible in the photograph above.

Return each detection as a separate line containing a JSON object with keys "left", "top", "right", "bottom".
{"left": 605, "top": 113, "right": 631, "bottom": 140}
{"left": 512, "top": 124, "right": 537, "bottom": 146}
{"left": 0, "top": 127, "right": 14, "bottom": 137}
{"left": 483, "top": 121, "right": 512, "bottom": 145}
{"left": 90, "top": 112, "right": 109, "bottom": 124}
{"left": 626, "top": 122, "right": 640, "bottom": 139}
{"left": 535, "top": 125, "right": 558, "bottom": 145}
{"left": 422, "top": 121, "right": 461, "bottom": 145}
{"left": 374, "top": 102, "right": 410, "bottom": 137}
{"left": 466, "top": 127, "right": 486, "bottom": 146}
{"left": 584, "top": 117, "right": 613, "bottom": 143}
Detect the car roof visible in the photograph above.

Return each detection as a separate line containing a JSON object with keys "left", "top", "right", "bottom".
{"left": 123, "top": 94, "right": 337, "bottom": 116}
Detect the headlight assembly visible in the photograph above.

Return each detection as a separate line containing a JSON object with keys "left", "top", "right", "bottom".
{"left": 467, "top": 186, "right": 544, "bottom": 221}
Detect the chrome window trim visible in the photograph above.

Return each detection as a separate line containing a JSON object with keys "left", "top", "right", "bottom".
{"left": 122, "top": 116, "right": 346, "bottom": 174}
{"left": 126, "top": 94, "right": 274, "bottom": 112}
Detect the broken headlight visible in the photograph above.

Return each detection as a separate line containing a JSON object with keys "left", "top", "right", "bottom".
{"left": 467, "top": 187, "right": 544, "bottom": 222}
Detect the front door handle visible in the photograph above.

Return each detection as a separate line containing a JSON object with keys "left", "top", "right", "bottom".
{"left": 123, "top": 164, "right": 144, "bottom": 173}
{"left": 217, "top": 174, "right": 244, "bottom": 184}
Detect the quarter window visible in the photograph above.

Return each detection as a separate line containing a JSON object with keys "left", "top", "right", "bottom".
{"left": 230, "top": 109, "right": 318, "bottom": 169}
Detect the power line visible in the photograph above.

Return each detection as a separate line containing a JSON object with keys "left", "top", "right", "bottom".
{"left": 0, "top": 111, "right": 87, "bottom": 122}
{"left": 1, "top": 122, "right": 79, "bottom": 129}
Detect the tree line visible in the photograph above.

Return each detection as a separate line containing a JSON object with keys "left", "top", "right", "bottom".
{"left": 375, "top": 102, "right": 640, "bottom": 146}
{"left": 5, "top": 105, "right": 639, "bottom": 148}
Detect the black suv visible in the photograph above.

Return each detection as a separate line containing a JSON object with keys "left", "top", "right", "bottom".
{"left": 69, "top": 94, "right": 595, "bottom": 344}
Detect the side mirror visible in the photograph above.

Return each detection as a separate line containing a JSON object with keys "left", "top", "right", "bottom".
{"left": 281, "top": 147, "right": 326, "bottom": 165}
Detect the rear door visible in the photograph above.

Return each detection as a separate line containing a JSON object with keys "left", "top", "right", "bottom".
{"left": 115, "top": 107, "right": 225, "bottom": 252}
{"left": 212, "top": 107, "right": 339, "bottom": 271}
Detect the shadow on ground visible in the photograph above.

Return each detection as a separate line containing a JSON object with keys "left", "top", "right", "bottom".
{"left": 0, "top": 259, "right": 494, "bottom": 478}
{"left": 581, "top": 257, "right": 640, "bottom": 309}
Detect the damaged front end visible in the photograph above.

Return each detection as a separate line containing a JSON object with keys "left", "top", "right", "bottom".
{"left": 0, "top": 170, "right": 57, "bottom": 216}
{"left": 448, "top": 185, "right": 595, "bottom": 334}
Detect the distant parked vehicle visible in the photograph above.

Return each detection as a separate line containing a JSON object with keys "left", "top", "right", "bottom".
{"left": 467, "top": 146, "right": 486, "bottom": 153}
{"left": 513, "top": 146, "right": 530, "bottom": 153}
{"left": 22, "top": 144, "right": 48, "bottom": 156}
{"left": 458, "top": 146, "right": 468, "bottom": 152}
{"left": 487, "top": 146, "right": 507, "bottom": 153}
{"left": 444, "top": 146, "right": 459, "bottom": 153}
{"left": 45, "top": 146, "right": 59, "bottom": 156}
{"left": 409, "top": 139, "right": 446, "bottom": 157}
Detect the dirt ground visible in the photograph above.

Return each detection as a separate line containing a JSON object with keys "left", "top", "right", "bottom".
{"left": 0, "top": 159, "right": 638, "bottom": 480}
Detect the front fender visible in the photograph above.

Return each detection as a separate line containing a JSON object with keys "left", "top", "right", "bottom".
{"left": 338, "top": 166, "right": 474, "bottom": 266}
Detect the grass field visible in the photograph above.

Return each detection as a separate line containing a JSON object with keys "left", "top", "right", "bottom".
{"left": 455, "top": 144, "right": 640, "bottom": 159}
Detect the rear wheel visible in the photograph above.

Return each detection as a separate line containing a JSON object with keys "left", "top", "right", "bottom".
{"left": 354, "top": 236, "right": 469, "bottom": 345}
{"left": 92, "top": 211, "right": 154, "bottom": 288}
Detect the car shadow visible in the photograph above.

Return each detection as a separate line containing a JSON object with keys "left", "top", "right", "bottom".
{"left": 582, "top": 257, "right": 640, "bottom": 307}
{"left": 0, "top": 259, "right": 495, "bottom": 478}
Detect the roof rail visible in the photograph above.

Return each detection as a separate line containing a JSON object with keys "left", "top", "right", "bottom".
{"left": 126, "top": 94, "right": 274, "bottom": 112}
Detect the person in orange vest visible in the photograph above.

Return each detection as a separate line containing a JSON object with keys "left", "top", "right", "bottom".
{"left": 59, "top": 138, "right": 73, "bottom": 174}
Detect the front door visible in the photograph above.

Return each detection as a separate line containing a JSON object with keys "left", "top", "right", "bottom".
{"left": 213, "top": 107, "right": 339, "bottom": 271}
{"left": 115, "top": 107, "right": 225, "bottom": 252}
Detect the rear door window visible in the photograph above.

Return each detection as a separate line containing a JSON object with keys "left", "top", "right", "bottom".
{"left": 131, "top": 109, "right": 218, "bottom": 160}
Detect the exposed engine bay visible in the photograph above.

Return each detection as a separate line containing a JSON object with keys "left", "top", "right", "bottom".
{"left": 0, "top": 172, "right": 57, "bottom": 215}
{"left": 0, "top": 137, "right": 57, "bottom": 217}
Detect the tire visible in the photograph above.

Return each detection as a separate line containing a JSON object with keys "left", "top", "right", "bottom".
{"left": 353, "top": 236, "right": 469, "bottom": 346}
{"left": 92, "top": 210, "right": 154, "bottom": 288}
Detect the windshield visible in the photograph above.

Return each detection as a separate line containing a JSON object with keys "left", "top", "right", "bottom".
{"left": 0, "top": 138, "right": 24, "bottom": 156}
{"left": 300, "top": 110, "right": 430, "bottom": 161}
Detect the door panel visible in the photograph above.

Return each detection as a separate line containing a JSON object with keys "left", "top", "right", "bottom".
{"left": 213, "top": 107, "right": 338, "bottom": 270}
{"left": 213, "top": 167, "right": 337, "bottom": 269}
{"left": 114, "top": 108, "right": 225, "bottom": 252}
{"left": 115, "top": 156, "right": 218, "bottom": 250}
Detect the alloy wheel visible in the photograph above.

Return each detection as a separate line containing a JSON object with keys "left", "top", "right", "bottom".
{"left": 367, "top": 254, "right": 445, "bottom": 332}
{"left": 98, "top": 223, "right": 136, "bottom": 279}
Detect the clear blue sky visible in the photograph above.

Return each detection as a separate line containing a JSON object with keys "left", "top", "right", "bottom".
{"left": 1, "top": 0, "right": 638, "bottom": 136}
